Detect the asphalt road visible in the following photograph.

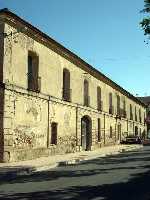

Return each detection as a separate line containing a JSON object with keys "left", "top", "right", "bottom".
{"left": 0, "top": 146, "right": 150, "bottom": 200}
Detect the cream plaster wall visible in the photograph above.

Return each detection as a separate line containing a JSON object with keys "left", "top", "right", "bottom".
{"left": 0, "top": 18, "right": 147, "bottom": 162}
{"left": 3, "top": 22, "right": 146, "bottom": 122}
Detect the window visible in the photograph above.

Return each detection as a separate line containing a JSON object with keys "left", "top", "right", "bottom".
{"left": 135, "top": 107, "right": 137, "bottom": 121}
{"left": 110, "top": 126, "right": 113, "bottom": 138}
{"left": 109, "top": 93, "right": 113, "bottom": 114}
{"left": 51, "top": 122, "right": 58, "bottom": 145}
{"left": 135, "top": 126, "right": 138, "bottom": 136}
{"left": 130, "top": 104, "right": 133, "bottom": 120}
{"left": 98, "top": 118, "right": 101, "bottom": 142}
{"left": 140, "top": 128, "right": 142, "bottom": 137}
{"left": 117, "top": 95, "right": 120, "bottom": 116}
{"left": 144, "top": 112, "right": 146, "bottom": 125}
{"left": 123, "top": 99, "right": 126, "bottom": 118}
{"left": 63, "top": 68, "right": 71, "bottom": 101}
{"left": 28, "top": 51, "right": 40, "bottom": 92}
{"left": 97, "top": 86, "right": 102, "bottom": 111}
{"left": 84, "top": 79, "right": 90, "bottom": 106}
{"left": 139, "top": 109, "right": 141, "bottom": 123}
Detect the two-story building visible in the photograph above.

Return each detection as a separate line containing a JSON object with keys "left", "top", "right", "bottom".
{"left": 138, "top": 96, "right": 150, "bottom": 138}
{"left": 0, "top": 9, "right": 147, "bottom": 162}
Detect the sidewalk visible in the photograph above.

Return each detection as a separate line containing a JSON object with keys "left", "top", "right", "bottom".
{"left": 0, "top": 144, "right": 143, "bottom": 179}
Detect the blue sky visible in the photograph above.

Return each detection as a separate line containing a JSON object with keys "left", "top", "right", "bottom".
{"left": 0, "top": 0, "right": 149, "bottom": 96}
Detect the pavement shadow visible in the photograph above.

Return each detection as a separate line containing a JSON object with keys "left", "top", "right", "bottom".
{"left": 0, "top": 148, "right": 149, "bottom": 185}
{"left": 0, "top": 166, "right": 36, "bottom": 180}
{"left": 79, "top": 149, "right": 150, "bottom": 166}
{"left": 0, "top": 168, "right": 150, "bottom": 199}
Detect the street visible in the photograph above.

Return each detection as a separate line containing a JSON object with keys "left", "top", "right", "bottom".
{"left": 0, "top": 146, "right": 150, "bottom": 200}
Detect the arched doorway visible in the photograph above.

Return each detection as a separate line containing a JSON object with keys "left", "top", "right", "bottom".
{"left": 81, "top": 115, "right": 92, "bottom": 151}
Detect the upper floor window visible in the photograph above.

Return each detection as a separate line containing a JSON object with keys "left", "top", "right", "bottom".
{"left": 28, "top": 51, "right": 41, "bottom": 92}
{"left": 117, "top": 95, "right": 120, "bottom": 116}
{"left": 97, "top": 86, "right": 102, "bottom": 111}
{"left": 122, "top": 99, "right": 126, "bottom": 118}
{"left": 135, "top": 106, "right": 137, "bottom": 121}
{"left": 139, "top": 109, "right": 141, "bottom": 123}
{"left": 130, "top": 104, "right": 133, "bottom": 120}
{"left": 63, "top": 68, "right": 71, "bottom": 102}
{"left": 84, "top": 79, "right": 90, "bottom": 106}
{"left": 109, "top": 92, "right": 113, "bottom": 114}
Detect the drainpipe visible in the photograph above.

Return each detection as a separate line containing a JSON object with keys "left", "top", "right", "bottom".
{"left": 115, "top": 117, "right": 117, "bottom": 143}
{"left": 76, "top": 105, "right": 79, "bottom": 151}
{"left": 47, "top": 97, "right": 50, "bottom": 148}
{"left": 127, "top": 119, "right": 128, "bottom": 135}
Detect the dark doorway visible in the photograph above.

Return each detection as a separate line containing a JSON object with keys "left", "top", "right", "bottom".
{"left": 81, "top": 116, "right": 92, "bottom": 151}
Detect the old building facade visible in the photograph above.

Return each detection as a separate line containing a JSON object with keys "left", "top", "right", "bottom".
{"left": 0, "top": 9, "right": 147, "bottom": 162}
{"left": 138, "top": 96, "right": 150, "bottom": 138}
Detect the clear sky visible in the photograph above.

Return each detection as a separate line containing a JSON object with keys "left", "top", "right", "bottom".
{"left": 0, "top": 0, "right": 149, "bottom": 96}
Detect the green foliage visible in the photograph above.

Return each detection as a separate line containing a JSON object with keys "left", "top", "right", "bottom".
{"left": 140, "top": 0, "right": 150, "bottom": 37}
{"left": 140, "top": 18, "right": 150, "bottom": 35}
{"left": 141, "top": 0, "right": 150, "bottom": 13}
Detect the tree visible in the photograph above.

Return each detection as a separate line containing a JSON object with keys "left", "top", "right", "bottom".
{"left": 140, "top": 0, "right": 150, "bottom": 39}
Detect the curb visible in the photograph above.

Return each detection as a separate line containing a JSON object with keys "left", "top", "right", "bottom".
{"left": 57, "top": 145, "right": 143, "bottom": 167}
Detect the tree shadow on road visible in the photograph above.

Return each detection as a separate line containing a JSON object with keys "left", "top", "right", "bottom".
{"left": 1, "top": 168, "right": 150, "bottom": 200}
{"left": 0, "top": 147, "right": 150, "bottom": 200}
{"left": 0, "top": 148, "right": 150, "bottom": 185}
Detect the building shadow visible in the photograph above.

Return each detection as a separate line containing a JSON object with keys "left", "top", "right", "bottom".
{"left": 0, "top": 167, "right": 150, "bottom": 200}
{"left": 0, "top": 147, "right": 150, "bottom": 199}
{"left": 0, "top": 147, "right": 150, "bottom": 185}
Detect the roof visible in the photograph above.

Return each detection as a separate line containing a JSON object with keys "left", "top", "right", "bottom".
{"left": 0, "top": 8, "right": 146, "bottom": 108}
{"left": 138, "top": 96, "right": 150, "bottom": 105}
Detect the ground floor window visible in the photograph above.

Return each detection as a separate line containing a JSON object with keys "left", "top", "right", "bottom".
{"left": 51, "top": 122, "right": 58, "bottom": 145}
{"left": 110, "top": 126, "right": 113, "bottom": 138}
{"left": 139, "top": 128, "right": 142, "bottom": 137}
{"left": 98, "top": 118, "right": 101, "bottom": 142}
{"left": 117, "top": 124, "right": 121, "bottom": 140}
{"left": 135, "top": 126, "right": 138, "bottom": 136}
